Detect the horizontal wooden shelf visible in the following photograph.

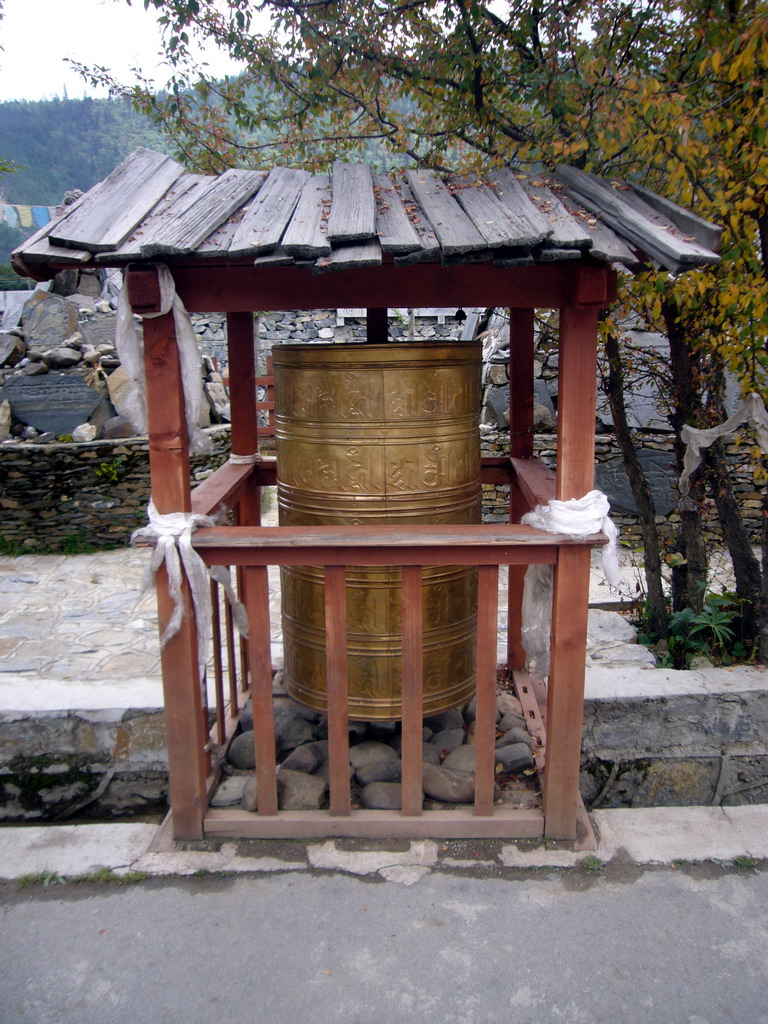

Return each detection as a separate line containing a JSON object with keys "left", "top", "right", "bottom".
{"left": 203, "top": 806, "right": 544, "bottom": 840}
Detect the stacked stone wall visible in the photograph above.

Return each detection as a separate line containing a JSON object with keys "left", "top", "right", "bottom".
{"left": 0, "top": 426, "right": 231, "bottom": 549}
{"left": 481, "top": 429, "right": 765, "bottom": 544}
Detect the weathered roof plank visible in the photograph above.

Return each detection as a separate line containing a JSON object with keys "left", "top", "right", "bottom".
{"left": 13, "top": 195, "right": 93, "bottom": 264}
{"left": 449, "top": 174, "right": 530, "bottom": 248}
{"left": 555, "top": 165, "right": 719, "bottom": 271}
{"left": 486, "top": 168, "right": 553, "bottom": 247}
{"left": 95, "top": 174, "right": 207, "bottom": 262}
{"left": 522, "top": 178, "right": 593, "bottom": 249}
{"left": 227, "top": 166, "right": 309, "bottom": 257}
{"left": 630, "top": 183, "right": 722, "bottom": 252}
{"left": 558, "top": 195, "right": 643, "bottom": 268}
{"left": 326, "top": 162, "right": 377, "bottom": 244}
{"left": 281, "top": 173, "right": 332, "bottom": 258}
{"left": 392, "top": 179, "right": 441, "bottom": 266}
{"left": 373, "top": 173, "right": 422, "bottom": 253}
{"left": 50, "top": 148, "right": 186, "bottom": 253}
{"left": 314, "top": 238, "right": 382, "bottom": 274}
{"left": 405, "top": 170, "right": 487, "bottom": 255}
{"left": 140, "top": 169, "right": 266, "bottom": 258}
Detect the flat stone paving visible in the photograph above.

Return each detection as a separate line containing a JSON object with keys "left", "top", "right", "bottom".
{"left": 0, "top": 497, "right": 657, "bottom": 712}
{"left": 0, "top": 528, "right": 284, "bottom": 712}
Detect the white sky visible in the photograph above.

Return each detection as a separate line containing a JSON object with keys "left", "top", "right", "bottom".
{"left": 0, "top": 0, "right": 244, "bottom": 101}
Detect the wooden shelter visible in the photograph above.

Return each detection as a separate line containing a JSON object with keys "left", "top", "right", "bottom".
{"left": 13, "top": 149, "right": 721, "bottom": 842}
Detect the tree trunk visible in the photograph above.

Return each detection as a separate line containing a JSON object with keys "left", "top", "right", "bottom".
{"left": 762, "top": 471, "right": 768, "bottom": 663}
{"left": 664, "top": 298, "right": 708, "bottom": 612}
{"left": 603, "top": 331, "right": 668, "bottom": 638}
{"left": 705, "top": 440, "right": 764, "bottom": 654}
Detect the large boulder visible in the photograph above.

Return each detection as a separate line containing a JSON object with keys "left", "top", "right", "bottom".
{"left": 421, "top": 763, "right": 476, "bottom": 803}
{"left": 0, "top": 332, "right": 25, "bottom": 367}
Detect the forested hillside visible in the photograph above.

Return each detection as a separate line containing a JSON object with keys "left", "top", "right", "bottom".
{"left": 0, "top": 95, "right": 169, "bottom": 287}
{"left": 0, "top": 95, "right": 168, "bottom": 205}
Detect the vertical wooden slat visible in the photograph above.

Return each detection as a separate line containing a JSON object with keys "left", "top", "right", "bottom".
{"left": 401, "top": 566, "right": 423, "bottom": 816}
{"left": 544, "top": 301, "right": 599, "bottom": 839}
{"left": 224, "top": 597, "right": 239, "bottom": 710}
{"left": 366, "top": 307, "right": 388, "bottom": 342}
{"left": 324, "top": 566, "right": 351, "bottom": 816}
{"left": 232, "top": 503, "right": 250, "bottom": 697}
{"left": 474, "top": 564, "right": 499, "bottom": 816}
{"left": 507, "top": 307, "right": 535, "bottom": 671}
{"left": 140, "top": 303, "right": 209, "bottom": 840}
{"left": 243, "top": 565, "right": 278, "bottom": 815}
{"left": 210, "top": 579, "right": 226, "bottom": 745}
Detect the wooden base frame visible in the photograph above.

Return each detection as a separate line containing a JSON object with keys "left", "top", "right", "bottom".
{"left": 202, "top": 806, "right": 544, "bottom": 840}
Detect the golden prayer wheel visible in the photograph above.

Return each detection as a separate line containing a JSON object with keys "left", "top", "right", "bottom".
{"left": 273, "top": 342, "right": 482, "bottom": 720}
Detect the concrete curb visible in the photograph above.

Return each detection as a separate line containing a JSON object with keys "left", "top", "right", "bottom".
{"left": 1, "top": 805, "right": 765, "bottom": 885}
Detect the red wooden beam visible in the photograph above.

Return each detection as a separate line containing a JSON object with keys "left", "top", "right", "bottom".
{"left": 170, "top": 263, "right": 572, "bottom": 313}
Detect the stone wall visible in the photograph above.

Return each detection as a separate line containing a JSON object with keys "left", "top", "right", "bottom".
{"left": 3, "top": 667, "right": 767, "bottom": 819}
{"left": 1, "top": 422, "right": 762, "bottom": 550}
{"left": 580, "top": 667, "right": 768, "bottom": 808}
{"left": 0, "top": 426, "right": 231, "bottom": 550}
{"left": 0, "top": 708, "right": 168, "bottom": 820}
{"left": 481, "top": 429, "right": 765, "bottom": 543}
{"left": 195, "top": 309, "right": 469, "bottom": 372}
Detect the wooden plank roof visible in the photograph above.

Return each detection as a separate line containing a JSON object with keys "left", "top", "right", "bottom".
{"left": 13, "top": 147, "right": 721, "bottom": 278}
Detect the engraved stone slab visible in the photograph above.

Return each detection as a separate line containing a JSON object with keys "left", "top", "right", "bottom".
{"left": 20, "top": 292, "right": 78, "bottom": 351}
{"left": 0, "top": 375, "right": 104, "bottom": 434}
{"left": 80, "top": 315, "right": 120, "bottom": 349}
{"left": 596, "top": 448, "right": 678, "bottom": 517}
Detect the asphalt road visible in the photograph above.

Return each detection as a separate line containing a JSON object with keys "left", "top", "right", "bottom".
{"left": 2, "top": 864, "right": 767, "bottom": 1024}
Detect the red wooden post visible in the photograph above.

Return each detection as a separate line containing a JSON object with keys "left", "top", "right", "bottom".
{"left": 543, "top": 269, "right": 608, "bottom": 839}
{"left": 507, "top": 307, "right": 535, "bottom": 671}
{"left": 128, "top": 267, "right": 209, "bottom": 840}
{"left": 227, "top": 312, "right": 261, "bottom": 526}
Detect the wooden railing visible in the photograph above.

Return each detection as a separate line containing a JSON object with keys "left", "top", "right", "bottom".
{"left": 179, "top": 452, "right": 602, "bottom": 835}
{"left": 176, "top": 453, "right": 600, "bottom": 839}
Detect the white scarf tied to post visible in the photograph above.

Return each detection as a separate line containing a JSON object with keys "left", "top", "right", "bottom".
{"left": 133, "top": 501, "right": 249, "bottom": 688}
{"left": 115, "top": 263, "right": 211, "bottom": 455}
{"left": 678, "top": 393, "right": 768, "bottom": 510}
{"left": 520, "top": 490, "right": 619, "bottom": 676}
